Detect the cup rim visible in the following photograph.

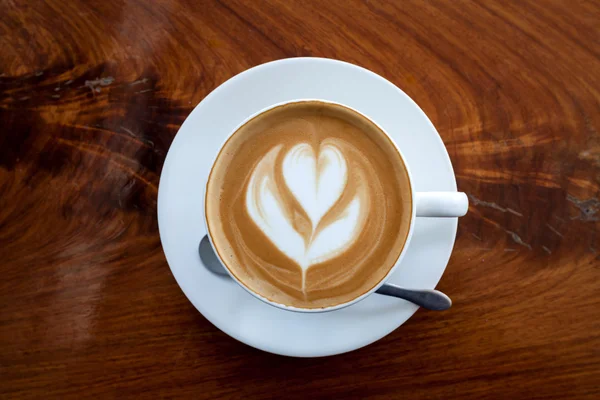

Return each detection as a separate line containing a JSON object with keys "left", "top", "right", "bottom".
{"left": 203, "top": 99, "right": 416, "bottom": 313}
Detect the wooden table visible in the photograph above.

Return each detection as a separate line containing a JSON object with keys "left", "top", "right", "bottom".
{"left": 1, "top": 1, "right": 599, "bottom": 398}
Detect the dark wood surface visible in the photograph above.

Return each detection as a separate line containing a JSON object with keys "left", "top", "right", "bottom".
{"left": 1, "top": 1, "right": 599, "bottom": 398}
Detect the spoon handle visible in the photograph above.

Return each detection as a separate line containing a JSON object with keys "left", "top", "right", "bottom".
{"left": 376, "top": 284, "right": 452, "bottom": 311}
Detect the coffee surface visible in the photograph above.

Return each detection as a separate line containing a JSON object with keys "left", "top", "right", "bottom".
{"left": 205, "top": 102, "right": 412, "bottom": 308}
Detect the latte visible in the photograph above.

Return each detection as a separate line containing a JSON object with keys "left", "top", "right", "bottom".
{"left": 205, "top": 101, "right": 412, "bottom": 309}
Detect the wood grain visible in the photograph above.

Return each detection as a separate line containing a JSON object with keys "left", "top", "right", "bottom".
{"left": 1, "top": 0, "right": 599, "bottom": 398}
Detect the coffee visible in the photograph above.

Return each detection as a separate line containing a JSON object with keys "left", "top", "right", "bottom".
{"left": 205, "top": 101, "right": 412, "bottom": 308}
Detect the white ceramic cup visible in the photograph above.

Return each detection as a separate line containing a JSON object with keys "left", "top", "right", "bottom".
{"left": 204, "top": 99, "right": 468, "bottom": 313}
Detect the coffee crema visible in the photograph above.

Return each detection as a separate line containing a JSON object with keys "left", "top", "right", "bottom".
{"left": 205, "top": 101, "right": 412, "bottom": 308}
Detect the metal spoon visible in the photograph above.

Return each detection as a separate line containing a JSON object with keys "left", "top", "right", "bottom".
{"left": 199, "top": 236, "right": 452, "bottom": 311}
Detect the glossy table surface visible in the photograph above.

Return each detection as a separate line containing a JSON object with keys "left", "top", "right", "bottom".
{"left": 1, "top": 1, "right": 599, "bottom": 398}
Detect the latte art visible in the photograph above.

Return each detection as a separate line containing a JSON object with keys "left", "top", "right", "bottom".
{"left": 205, "top": 101, "right": 412, "bottom": 308}
{"left": 246, "top": 141, "right": 370, "bottom": 290}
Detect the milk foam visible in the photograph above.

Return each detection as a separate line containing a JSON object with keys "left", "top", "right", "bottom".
{"left": 282, "top": 143, "right": 348, "bottom": 229}
{"left": 206, "top": 101, "right": 412, "bottom": 308}
{"left": 245, "top": 142, "right": 364, "bottom": 285}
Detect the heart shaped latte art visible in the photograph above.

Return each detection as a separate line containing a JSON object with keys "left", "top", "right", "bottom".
{"left": 246, "top": 142, "right": 367, "bottom": 284}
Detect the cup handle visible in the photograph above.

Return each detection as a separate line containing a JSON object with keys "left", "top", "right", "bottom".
{"left": 415, "top": 192, "right": 469, "bottom": 217}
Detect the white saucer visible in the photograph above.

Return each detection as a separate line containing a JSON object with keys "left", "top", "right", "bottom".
{"left": 157, "top": 58, "right": 458, "bottom": 357}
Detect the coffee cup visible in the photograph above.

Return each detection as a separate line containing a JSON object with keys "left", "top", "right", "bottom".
{"left": 204, "top": 99, "right": 467, "bottom": 312}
